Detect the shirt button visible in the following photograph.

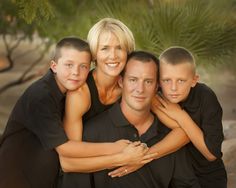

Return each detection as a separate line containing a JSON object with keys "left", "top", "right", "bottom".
{"left": 133, "top": 133, "right": 138, "bottom": 138}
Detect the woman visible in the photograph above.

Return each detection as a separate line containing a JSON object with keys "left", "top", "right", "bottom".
{"left": 58, "top": 18, "right": 156, "bottom": 188}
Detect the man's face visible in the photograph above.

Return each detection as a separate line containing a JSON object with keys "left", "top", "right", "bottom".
{"left": 120, "top": 59, "right": 158, "bottom": 113}
{"left": 51, "top": 47, "right": 91, "bottom": 93}
{"left": 159, "top": 61, "right": 198, "bottom": 103}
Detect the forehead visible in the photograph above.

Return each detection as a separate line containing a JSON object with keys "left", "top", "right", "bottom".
{"left": 98, "top": 31, "right": 119, "bottom": 44}
{"left": 58, "top": 47, "right": 91, "bottom": 62}
{"left": 160, "top": 61, "right": 195, "bottom": 77}
{"left": 125, "top": 59, "right": 157, "bottom": 78}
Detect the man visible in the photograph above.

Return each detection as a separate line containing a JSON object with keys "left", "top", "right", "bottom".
{"left": 81, "top": 51, "right": 200, "bottom": 188}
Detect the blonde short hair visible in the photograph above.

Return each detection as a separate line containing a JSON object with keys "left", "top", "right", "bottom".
{"left": 159, "top": 46, "right": 196, "bottom": 74}
{"left": 87, "top": 18, "right": 135, "bottom": 60}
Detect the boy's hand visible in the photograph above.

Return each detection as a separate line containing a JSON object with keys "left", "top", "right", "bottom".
{"left": 157, "top": 95, "right": 184, "bottom": 120}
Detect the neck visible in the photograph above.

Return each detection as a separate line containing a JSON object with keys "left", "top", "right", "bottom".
{"left": 93, "top": 69, "right": 121, "bottom": 104}
{"left": 121, "top": 104, "right": 154, "bottom": 136}
{"left": 93, "top": 69, "right": 119, "bottom": 92}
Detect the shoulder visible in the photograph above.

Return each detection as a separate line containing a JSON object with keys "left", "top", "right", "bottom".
{"left": 191, "top": 82, "right": 219, "bottom": 102}
{"left": 23, "top": 77, "right": 56, "bottom": 106}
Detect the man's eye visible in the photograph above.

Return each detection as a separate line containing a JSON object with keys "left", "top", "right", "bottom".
{"left": 129, "top": 78, "right": 136, "bottom": 82}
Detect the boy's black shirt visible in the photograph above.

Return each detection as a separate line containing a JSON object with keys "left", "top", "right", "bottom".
{"left": 0, "top": 70, "right": 68, "bottom": 188}
{"left": 179, "top": 82, "right": 227, "bottom": 187}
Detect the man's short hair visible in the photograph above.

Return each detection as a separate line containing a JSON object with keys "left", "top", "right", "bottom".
{"left": 121, "top": 50, "right": 159, "bottom": 77}
{"left": 53, "top": 37, "right": 91, "bottom": 62}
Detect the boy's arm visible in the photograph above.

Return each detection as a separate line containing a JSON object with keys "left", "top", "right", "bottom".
{"left": 151, "top": 95, "right": 179, "bottom": 129}
{"left": 151, "top": 94, "right": 190, "bottom": 158}
{"left": 108, "top": 127, "right": 189, "bottom": 177}
{"left": 157, "top": 96, "right": 217, "bottom": 161}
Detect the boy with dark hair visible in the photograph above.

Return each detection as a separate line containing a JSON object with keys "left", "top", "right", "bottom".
{"left": 0, "top": 37, "right": 92, "bottom": 188}
{"left": 153, "top": 46, "right": 227, "bottom": 188}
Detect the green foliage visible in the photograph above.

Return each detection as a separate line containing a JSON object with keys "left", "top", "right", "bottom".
{"left": 15, "top": 0, "right": 54, "bottom": 24}
{"left": 94, "top": 0, "right": 236, "bottom": 65}
{"left": 1, "top": 0, "right": 236, "bottom": 66}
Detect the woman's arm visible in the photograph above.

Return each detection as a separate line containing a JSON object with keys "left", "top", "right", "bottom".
{"left": 64, "top": 84, "right": 90, "bottom": 141}
{"left": 57, "top": 83, "right": 130, "bottom": 157}
{"left": 59, "top": 142, "right": 156, "bottom": 172}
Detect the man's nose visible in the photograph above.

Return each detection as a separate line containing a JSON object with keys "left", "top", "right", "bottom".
{"left": 136, "top": 81, "right": 144, "bottom": 93}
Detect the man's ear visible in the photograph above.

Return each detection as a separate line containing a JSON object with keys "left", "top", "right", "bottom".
{"left": 191, "top": 74, "right": 199, "bottom": 87}
{"left": 50, "top": 60, "right": 57, "bottom": 74}
{"left": 118, "top": 76, "right": 123, "bottom": 88}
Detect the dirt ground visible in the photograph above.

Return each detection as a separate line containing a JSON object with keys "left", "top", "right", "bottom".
{"left": 0, "top": 40, "right": 236, "bottom": 187}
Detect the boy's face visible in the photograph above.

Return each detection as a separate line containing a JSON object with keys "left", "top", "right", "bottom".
{"left": 51, "top": 47, "right": 91, "bottom": 93}
{"left": 119, "top": 59, "right": 158, "bottom": 113}
{"left": 159, "top": 61, "right": 198, "bottom": 103}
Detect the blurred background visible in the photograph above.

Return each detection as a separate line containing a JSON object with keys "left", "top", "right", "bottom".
{"left": 0, "top": 0, "right": 236, "bottom": 187}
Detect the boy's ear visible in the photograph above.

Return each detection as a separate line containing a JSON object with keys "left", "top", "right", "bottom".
{"left": 118, "top": 76, "right": 123, "bottom": 88}
{"left": 191, "top": 74, "right": 199, "bottom": 87}
{"left": 50, "top": 60, "right": 57, "bottom": 74}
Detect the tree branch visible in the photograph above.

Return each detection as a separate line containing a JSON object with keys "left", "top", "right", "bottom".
{"left": 0, "top": 41, "right": 51, "bottom": 94}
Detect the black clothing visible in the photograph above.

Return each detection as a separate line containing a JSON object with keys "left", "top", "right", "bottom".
{"left": 80, "top": 102, "right": 200, "bottom": 188}
{"left": 0, "top": 70, "right": 68, "bottom": 188}
{"left": 180, "top": 83, "right": 227, "bottom": 188}
{"left": 83, "top": 70, "right": 113, "bottom": 121}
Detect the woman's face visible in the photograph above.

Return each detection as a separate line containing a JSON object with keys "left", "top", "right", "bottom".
{"left": 96, "top": 32, "right": 127, "bottom": 77}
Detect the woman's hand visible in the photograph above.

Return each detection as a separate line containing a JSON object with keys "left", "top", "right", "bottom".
{"left": 108, "top": 164, "right": 144, "bottom": 177}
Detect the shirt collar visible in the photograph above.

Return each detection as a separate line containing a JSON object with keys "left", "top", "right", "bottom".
{"left": 108, "top": 102, "right": 161, "bottom": 143}
{"left": 109, "top": 102, "right": 130, "bottom": 127}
